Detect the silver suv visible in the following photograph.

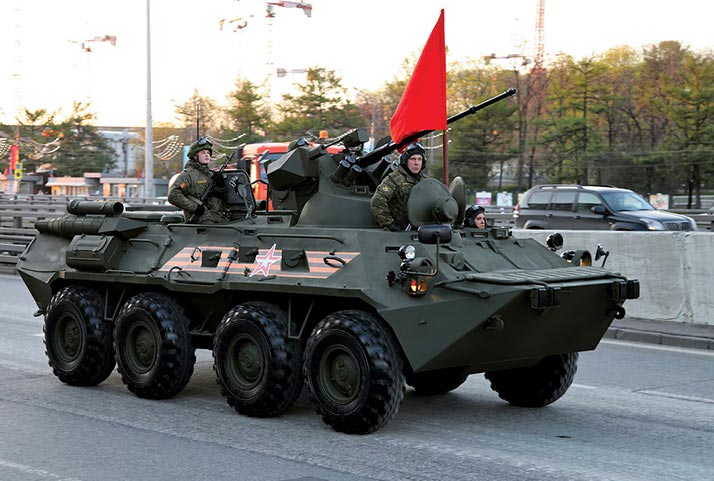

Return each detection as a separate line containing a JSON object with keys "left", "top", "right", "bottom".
{"left": 514, "top": 184, "right": 697, "bottom": 231}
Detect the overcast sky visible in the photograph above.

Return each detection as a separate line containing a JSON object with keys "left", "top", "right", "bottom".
{"left": 1, "top": 0, "right": 711, "bottom": 127}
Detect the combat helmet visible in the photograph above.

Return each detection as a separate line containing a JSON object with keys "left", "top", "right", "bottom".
{"left": 399, "top": 142, "right": 426, "bottom": 172}
{"left": 188, "top": 137, "right": 213, "bottom": 160}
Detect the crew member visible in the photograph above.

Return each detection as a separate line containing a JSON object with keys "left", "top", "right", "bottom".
{"left": 464, "top": 205, "right": 487, "bottom": 228}
{"left": 370, "top": 142, "right": 426, "bottom": 231}
{"left": 168, "top": 137, "right": 230, "bottom": 224}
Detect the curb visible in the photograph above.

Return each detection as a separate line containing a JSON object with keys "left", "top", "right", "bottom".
{"left": 605, "top": 321, "right": 714, "bottom": 351}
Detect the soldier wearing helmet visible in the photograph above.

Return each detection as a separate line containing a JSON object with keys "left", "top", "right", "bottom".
{"left": 168, "top": 137, "right": 230, "bottom": 224}
{"left": 370, "top": 142, "right": 426, "bottom": 231}
{"left": 463, "top": 204, "right": 487, "bottom": 228}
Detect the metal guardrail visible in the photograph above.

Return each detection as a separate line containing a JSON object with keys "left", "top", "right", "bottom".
{"left": 0, "top": 194, "right": 175, "bottom": 273}
{"left": 0, "top": 195, "right": 711, "bottom": 274}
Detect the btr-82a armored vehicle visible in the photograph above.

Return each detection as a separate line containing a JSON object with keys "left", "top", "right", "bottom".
{"left": 17, "top": 89, "right": 639, "bottom": 434}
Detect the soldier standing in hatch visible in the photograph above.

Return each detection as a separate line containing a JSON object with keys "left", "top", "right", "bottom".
{"left": 168, "top": 137, "right": 231, "bottom": 224}
{"left": 370, "top": 142, "right": 427, "bottom": 231}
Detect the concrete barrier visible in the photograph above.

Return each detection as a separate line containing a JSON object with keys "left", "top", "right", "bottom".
{"left": 513, "top": 230, "right": 714, "bottom": 327}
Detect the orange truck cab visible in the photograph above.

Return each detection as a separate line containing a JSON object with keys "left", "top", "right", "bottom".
{"left": 240, "top": 141, "right": 343, "bottom": 210}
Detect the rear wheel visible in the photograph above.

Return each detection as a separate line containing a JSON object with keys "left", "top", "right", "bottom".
{"left": 406, "top": 368, "right": 468, "bottom": 395}
{"left": 44, "top": 286, "right": 115, "bottom": 386}
{"left": 303, "top": 310, "right": 404, "bottom": 434}
{"left": 485, "top": 352, "right": 578, "bottom": 407}
{"left": 213, "top": 302, "right": 302, "bottom": 417}
{"left": 114, "top": 292, "right": 195, "bottom": 399}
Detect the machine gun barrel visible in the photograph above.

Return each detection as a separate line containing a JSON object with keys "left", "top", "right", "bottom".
{"left": 356, "top": 88, "right": 516, "bottom": 168}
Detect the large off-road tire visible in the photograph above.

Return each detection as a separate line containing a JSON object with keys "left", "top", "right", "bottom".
{"left": 44, "top": 286, "right": 115, "bottom": 386}
{"left": 303, "top": 310, "right": 405, "bottom": 434}
{"left": 114, "top": 292, "right": 195, "bottom": 399}
{"left": 213, "top": 302, "right": 302, "bottom": 417}
{"left": 406, "top": 368, "right": 469, "bottom": 395}
{"left": 485, "top": 352, "right": 578, "bottom": 407}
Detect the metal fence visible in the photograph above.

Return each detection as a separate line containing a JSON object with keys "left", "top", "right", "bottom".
{"left": 0, "top": 194, "right": 711, "bottom": 274}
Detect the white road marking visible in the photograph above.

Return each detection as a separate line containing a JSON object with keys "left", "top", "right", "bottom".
{"left": 638, "top": 390, "right": 714, "bottom": 405}
{"left": 0, "top": 459, "right": 84, "bottom": 481}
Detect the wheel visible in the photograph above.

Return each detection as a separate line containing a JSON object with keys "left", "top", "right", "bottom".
{"left": 44, "top": 286, "right": 115, "bottom": 386}
{"left": 114, "top": 292, "right": 195, "bottom": 399}
{"left": 303, "top": 310, "right": 404, "bottom": 434}
{"left": 485, "top": 352, "right": 578, "bottom": 407}
{"left": 406, "top": 368, "right": 468, "bottom": 395}
{"left": 213, "top": 301, "right": 302, "bottom": 417}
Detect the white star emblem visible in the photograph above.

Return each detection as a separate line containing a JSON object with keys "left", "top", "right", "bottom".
{"left": 250, "top": 243, "right": 281, "bottom": 277}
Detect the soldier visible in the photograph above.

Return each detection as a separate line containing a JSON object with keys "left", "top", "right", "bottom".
{"left": 168, "top": 137, "right": 231, "bottom": 224}
{"left": 464, "top": 204, "right": 486, "bottom": 228}
{"left": 370, "top": 142, "right": 426, "bottom": 231}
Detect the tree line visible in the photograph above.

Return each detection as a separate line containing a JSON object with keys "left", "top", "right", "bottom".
{"left": 2, "top": 40, "right": 712, "bottom": 207}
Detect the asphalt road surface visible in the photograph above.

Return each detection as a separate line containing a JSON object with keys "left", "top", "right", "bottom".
{"left": 1, "top": 274, "right": 713, "bottom": 481}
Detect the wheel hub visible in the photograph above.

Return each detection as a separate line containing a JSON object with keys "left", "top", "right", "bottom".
{"left": 321, "top": 345, "right": 360, "bottom": 404}
{"left": 228, "top": 335, "right": 264, "bottom": 388}
{"left": 59, "top": 316, "right": 81, "bottom": 358}
{"left": 237, "top": 342, "right": 262, "bottom": 382}
{"left": 127, "top": 323, "right": 157, "bottom": 373}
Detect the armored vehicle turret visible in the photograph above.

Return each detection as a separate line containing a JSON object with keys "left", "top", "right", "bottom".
{"left": 18, "top": 90, "right": 639, "bottom": 434}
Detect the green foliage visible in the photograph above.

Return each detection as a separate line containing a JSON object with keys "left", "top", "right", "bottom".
{"left": 50, "top": 103, "right": 117, "bottom": 176}
{"left": 225, "top": 77, "right": 272, "bottom": 143}
{"left": 173, "top": 89, "right": 225, "bottom": 137}
{"left": 272, "top": 67, "right": 367, "bottom": 139}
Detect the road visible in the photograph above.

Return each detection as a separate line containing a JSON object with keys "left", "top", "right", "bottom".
{"left": 1, "top": 274, "right": 713, "bottom": 481}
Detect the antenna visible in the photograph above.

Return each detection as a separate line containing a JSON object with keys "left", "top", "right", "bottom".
{"left": 196, "top": 99, "right": 201, "bottom": 138}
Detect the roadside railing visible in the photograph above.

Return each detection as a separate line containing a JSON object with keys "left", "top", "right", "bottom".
{"left": 0, "top": 194, "right": 174, "bottom": 273}
{"left": 0, "top": 194, "right": 711, "bottom": 274}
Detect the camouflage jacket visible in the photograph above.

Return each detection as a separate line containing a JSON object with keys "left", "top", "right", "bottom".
{"left": 167, "top": 160, "right": 230, "bottom": 224}
{"left": 370, "top": 166, "right": 423, "bottom": 230}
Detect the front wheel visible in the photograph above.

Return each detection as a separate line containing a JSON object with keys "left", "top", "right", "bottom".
{"left": 44, "top": 286, "right": 115, "bottom": 386}
{"left": 485, "top": 352, "right": 578, "bottom": 407}
{"left": 114, "top": 292, "right": 195, "bottom": 399}
{"left": 303, "top": 310, "right": 404, "bottom": 434}
{"left": 213, "top": 302, "right": 302, "bottom": 417}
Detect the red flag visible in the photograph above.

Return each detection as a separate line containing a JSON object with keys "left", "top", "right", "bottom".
{"left": 390, "top": 9, "right": 447, "bottom": 147}
{"left": 10, "top": 145, "right": 19, "bottom": 171}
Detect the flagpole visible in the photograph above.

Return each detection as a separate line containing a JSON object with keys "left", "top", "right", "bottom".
{"left": 442, "top": 130, "right": 448, "bottom": 184}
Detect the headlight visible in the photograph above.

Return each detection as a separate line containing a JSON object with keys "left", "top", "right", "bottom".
{"left": 407, "top": 277, "right": 429, "bottom": 296}
{"left": 398, "top": 244, "right": 416, "bottom": 261}
{"left": 640, "top": 218, "right": 664, "bottom": 230}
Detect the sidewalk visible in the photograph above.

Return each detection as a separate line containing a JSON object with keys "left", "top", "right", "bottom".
{"left": 605, "top": 317, "right": 714, "bottom": 350}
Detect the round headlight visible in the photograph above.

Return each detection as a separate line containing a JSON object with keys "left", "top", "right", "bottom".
{"left": 398, "top": 244, "right": 416, "bottom": 261}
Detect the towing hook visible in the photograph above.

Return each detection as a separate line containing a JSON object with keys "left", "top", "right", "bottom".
{"left": 610, "top": 306, "right": 626, "bottom": 320}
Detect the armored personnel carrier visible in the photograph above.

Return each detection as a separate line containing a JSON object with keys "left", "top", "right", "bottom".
{"left": 17, "top": 90, "right": 639, "bottom": 434}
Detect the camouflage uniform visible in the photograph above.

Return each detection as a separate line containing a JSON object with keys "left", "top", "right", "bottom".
{"left": 370, "top": 165, "right": 423, "bottom": 230}
{"left": 168, "top": 160, "right": 230, "bottom": 224}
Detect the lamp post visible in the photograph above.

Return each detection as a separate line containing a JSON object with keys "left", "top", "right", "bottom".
{"left": 144, "top": 0, "right": 155, "bottom": 198}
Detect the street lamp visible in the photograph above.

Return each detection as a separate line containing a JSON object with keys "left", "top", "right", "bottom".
{"left": 144, "top": 0, "right": 154, "bottom": 198}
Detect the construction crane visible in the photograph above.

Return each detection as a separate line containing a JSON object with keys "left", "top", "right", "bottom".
{"left": 276, "top": 67, "right": 307, "bottom": 77}
{"left": 219, "top": 1, "right": 311, "bottom": 30}
{"left": 484, "top": 53, "right": 529, "bottom": 65}
{"left": 71, "top": 35, "right": 117, "bottom": 53}
{"left": 266, "top": 1, "right": 312, "bottom": 18}
{"left": 67, "top": 34, "right": 117, "bottom": 103}
{"left": 532, "top": 0, "right": 545, "bottom": 74}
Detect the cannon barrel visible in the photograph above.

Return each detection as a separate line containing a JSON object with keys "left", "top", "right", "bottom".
{"left": 66, "top": 199, "right": 124, "bottom": 216}
{"left": 35, "top": 216, "right": 105, "bottom": 237}
{"left": 356, "top": 88, "right": 517, "bottom": 168}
